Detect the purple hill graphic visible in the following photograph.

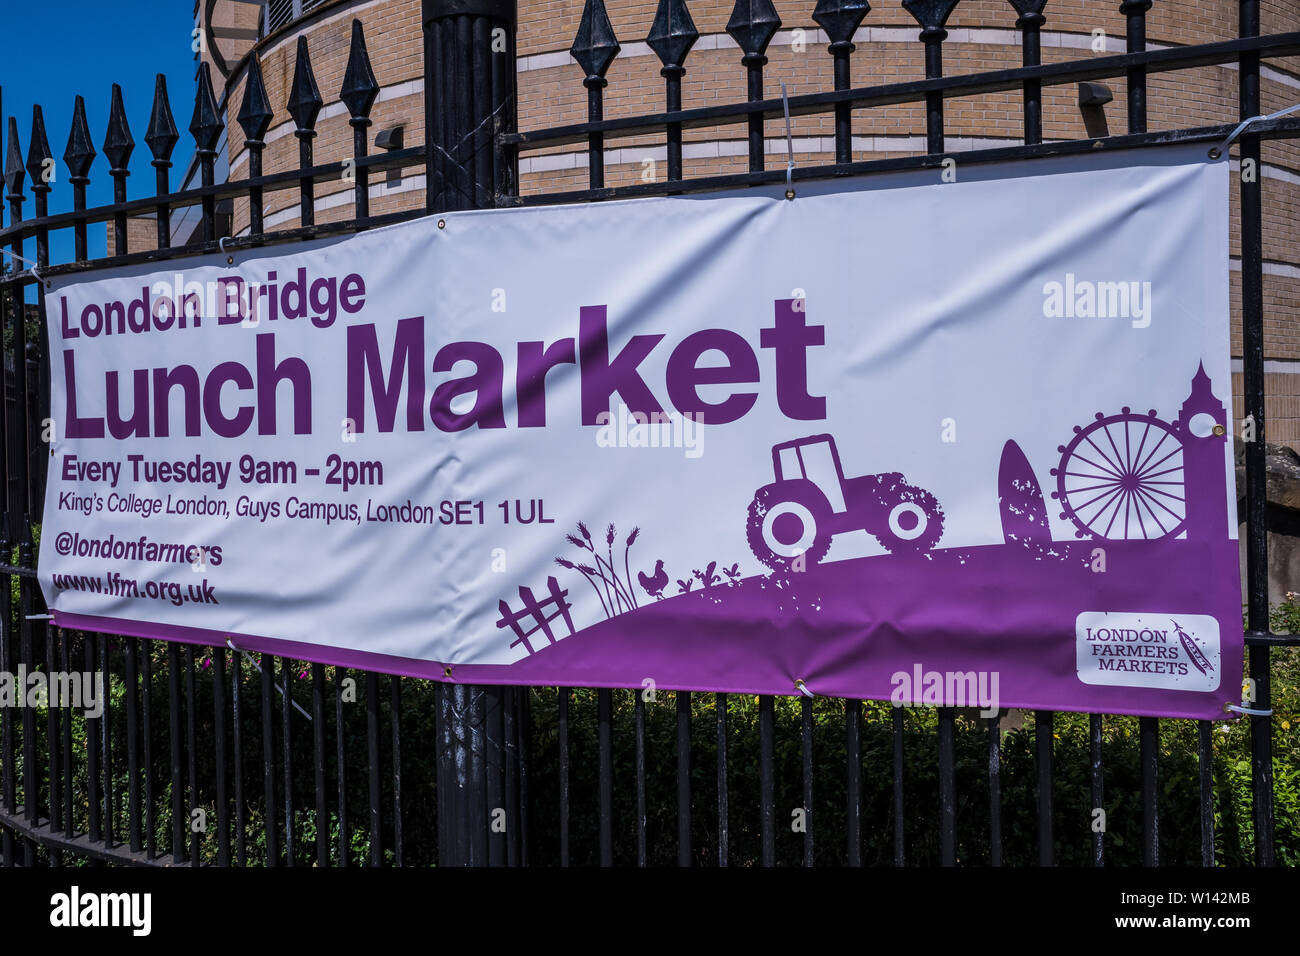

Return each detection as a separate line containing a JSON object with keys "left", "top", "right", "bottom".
{"left": 479, "top": 366, "right": 1239, "bottom": 719}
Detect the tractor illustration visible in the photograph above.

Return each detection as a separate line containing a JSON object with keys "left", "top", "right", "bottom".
{"left": 746, "top": 434, "right": 945, "bottom": 571}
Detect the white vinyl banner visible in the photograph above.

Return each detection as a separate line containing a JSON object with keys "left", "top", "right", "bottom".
{"left": 38, "top": 145, "right": 1242, "bottom": 718}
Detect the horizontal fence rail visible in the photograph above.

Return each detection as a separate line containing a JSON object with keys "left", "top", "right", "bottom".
{"left": 0, "top": 0, "right": 1296, "bottom": 866}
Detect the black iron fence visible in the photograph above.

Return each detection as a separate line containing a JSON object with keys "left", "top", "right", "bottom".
{"left": 1, "top": 0, "right": 1298, "bottom": 866}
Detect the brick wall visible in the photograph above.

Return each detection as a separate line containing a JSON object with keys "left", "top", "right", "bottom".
{"left": 183, "top": 0, "right": 1300, "bottom": 442}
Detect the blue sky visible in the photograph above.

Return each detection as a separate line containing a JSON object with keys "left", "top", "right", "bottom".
{"left": 2, "top": 1, "right": 200, "bottom": 267}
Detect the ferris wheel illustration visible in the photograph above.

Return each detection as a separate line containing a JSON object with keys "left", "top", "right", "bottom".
{"left": 1050, "top": 407, "right": 1188, "bottom": 540}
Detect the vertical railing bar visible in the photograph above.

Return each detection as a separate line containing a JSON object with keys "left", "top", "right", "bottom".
{"left": 260, "top": 651, "right": 277, "bottom": 865}
{"left": 242, "top": 55, "right": 270, "bottom": 239}
{"left": 345, "top": 17, "right": 375, "bottom": 222}
{"left": 634, "top": 691, "right": 647, "bottom": 867}
{"left": 30, "top": 106, "right": 55, "bottom": 860}
{"left": 195, "top": 65, "right": 219, "bottom": 245}
{"left": 0, "top": 518, "right": 12, "bottom": 865}
{"left": 912, "top": 8, "right": 953, "bottom": 867}
{"left": 148, "top": 74, "right": 177, "bottom": 250}
{"left": 825, "top": 23, "right": 860, "bottom": 166}
{"left": 676, "top": 690, "right": 691, "bottom": 866}
{"left": 1198, "top": 720, "right": 1215, "bottom": 866}
{"left": 1090, "top": 713, "right": 1105, "bottom": 866}
{"left": 87, "top": 635, "right": 101, "bottom": 847}
{"left": 451, "top": 17, "right": 472, "bottom": 212}
{"left": 213, "top": 647, "right": 229, "bottom": 867}
{"left": 45, "top": 629, "right": 60, "bottom": 858}
{"left": 185, "top": 646, "right": 198, "bottom": 865}
{"left": 311, "top": 662, "right": 327, "bottom": 867}
{"left": 485, "top": 685, "right": 505, "bottom": 867}
{"left": 1140, "top": 715, "right": 1158, "bottom": 866}
{"left": 490, "top": 0, "right": 517, "bottom": 201}
{"left": 1035, "top": 709, "right": 1054, "bottom": 866}
{"left": 598, "top": 687, "right": 613, "bottom": 866}
{"left": 335, "top": 668, "right": 348, "bottom": 866}
{"left": 846, "top": 699, "right": 861, "bottom": 867}
{"left": 3, "top": 148, "right": 37, "bottom": 862}
{"left": 424, "top": 17, "right": 443, "bottom": 212}
{"left": 988, "top": 715, "right": 1002, "bottom": 866}
{"left": 759, "top": 693, "right": 774, "bottom": 867}
{"left": 938, "top": 706, "right": 955, "bottom": 865}
{"left": 466, "top": 685, "right": 487, "bottom": 865}
{"left": 18, "top": 545, "right": 35, "bottom": 865}
{"left": 519, "top": 687, "right": 531, "bottom": 866}
{"left": 1121, "top": 0, "right": 1152, "bottom": 133}
{"left": 124, "top": 639, "right": 141, "bottom": 852}
{"left": 282, "top": 658, "right": 295, "bottom": 866}
{"left": 742, "top": 44, "right": 766, "bottom": 173}
{"left": 1239, "top": 0, "right": 1275, "bottom": 868}
{"left": 141, "top": 642, "right": 155, "bottom": 857}
{"left": 98, "top": 634, "right": 112, "bottom": 850}
{"left": 716, "top": 692, "right": 728, "bottom": 868}
{"left": 505, "top": 686, "right": 519, "bottom": 867}
{"left": 921, "top": 29, "right": 946, "bottom": 153}
{"left": 166, "top": 641, "right": 182, "bottom": 862}
{"left": 105, "top": 85, "right": 129, "bottom": 257}
{"left": 391, "top": 676, "right": 403, "bottom": 867}
{"left": 231, "top": 649, "right": 245, "bottom": 866}
{"left": 558, "top": 686, "right": 569, "bottom": 866}
{"left": 366, "top": 670, "right": 381, "bottom": 865}
{"left": 1118, "top": 0, "right": 1159, "bottom": 870}
{"left": 471, "top": 17, "right": 492, "bottom": 208}
{"left": 61, "top": 627, "right": 73, "bottom": 842}
{"left": 892, "top": 707, "right": 905, "bottom": 866}
{"left": 801, "top": 695, "right": 814, "bottom": 866}
{"left": 584, "top": 70, "right": 607, "bottom": 190}
{"left": 1016, "top": 4, "right": 1045, "bottom": 146}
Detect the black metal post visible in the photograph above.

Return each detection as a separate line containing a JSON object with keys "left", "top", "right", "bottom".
{"left": 423, "top": 0, "right": 518, "bottom": 867}
{"left": 1239, "top": 0, "right": 1275, "bottom": 866}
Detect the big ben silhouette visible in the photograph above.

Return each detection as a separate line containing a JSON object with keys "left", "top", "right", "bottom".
{"left": 1175, "top": 363, "right": 1230, "bottom": 543}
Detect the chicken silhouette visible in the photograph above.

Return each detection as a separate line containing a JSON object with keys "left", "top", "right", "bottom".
{"left": 638, "top": 559, "right": 669, "bottom": 600}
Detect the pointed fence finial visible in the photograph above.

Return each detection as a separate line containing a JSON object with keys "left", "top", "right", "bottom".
{"left": 26, "top": 105, "right": 53, "bottom": 194}
{"left": 812, "top": 0, "right": 871, "bottom": 45}
{"left": 341, "top": 20, "right": 379, "bottom": 122}
{"left": 102, "top": 83, "right": 135, "bottom": 173}
{"left": 146, "top": 74, "right": 180, "bottom": 164}
{"left": 902, "top": 0, "right": 961, "bottom": 36}
{"left": 646, "top": 0, "right": 699, "bottom": 71}
{"left": 571, "top": 0, "right": 621, "bottom": 81}
{"left": 63, "top": 95, "right": 96, "bottom": 182}
{"left": 4, "top": 117, "right": 25, "bottom": 200}
{"left": 191, "top": 62, "right": 223, "bottom": 154}
{"left": 288, "top": 36, "right": 323, "bottom": 134}
{"left": 1007, "top": 0, "right": 1048, "bottom": 21}
{"left": 726, "top": 0, "right": 781, "bottom": 60}
{"left": 238, "top": 54, "right": 274, "bottom": 143}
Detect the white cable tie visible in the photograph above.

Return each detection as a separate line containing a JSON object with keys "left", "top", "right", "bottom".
{"left": 225, "top": 637, "right": 312, "bottom": 721}
{"left": 1225, "top": 702, "right": 1273, "bottom": 716}
{"left": 794, "top": 678, "right": 813, "bottom": 697}
{"left": 1208, "top": 101, "right": 1300, "bottom": 159}
{"left": 0, "top": 246, "right": 49, "bottom": 289}
{"left": 24, "top": 614, "right": 53, "bottom": 621}
{"left": 781, "top": 80, "right": 796, "bottom": 200}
